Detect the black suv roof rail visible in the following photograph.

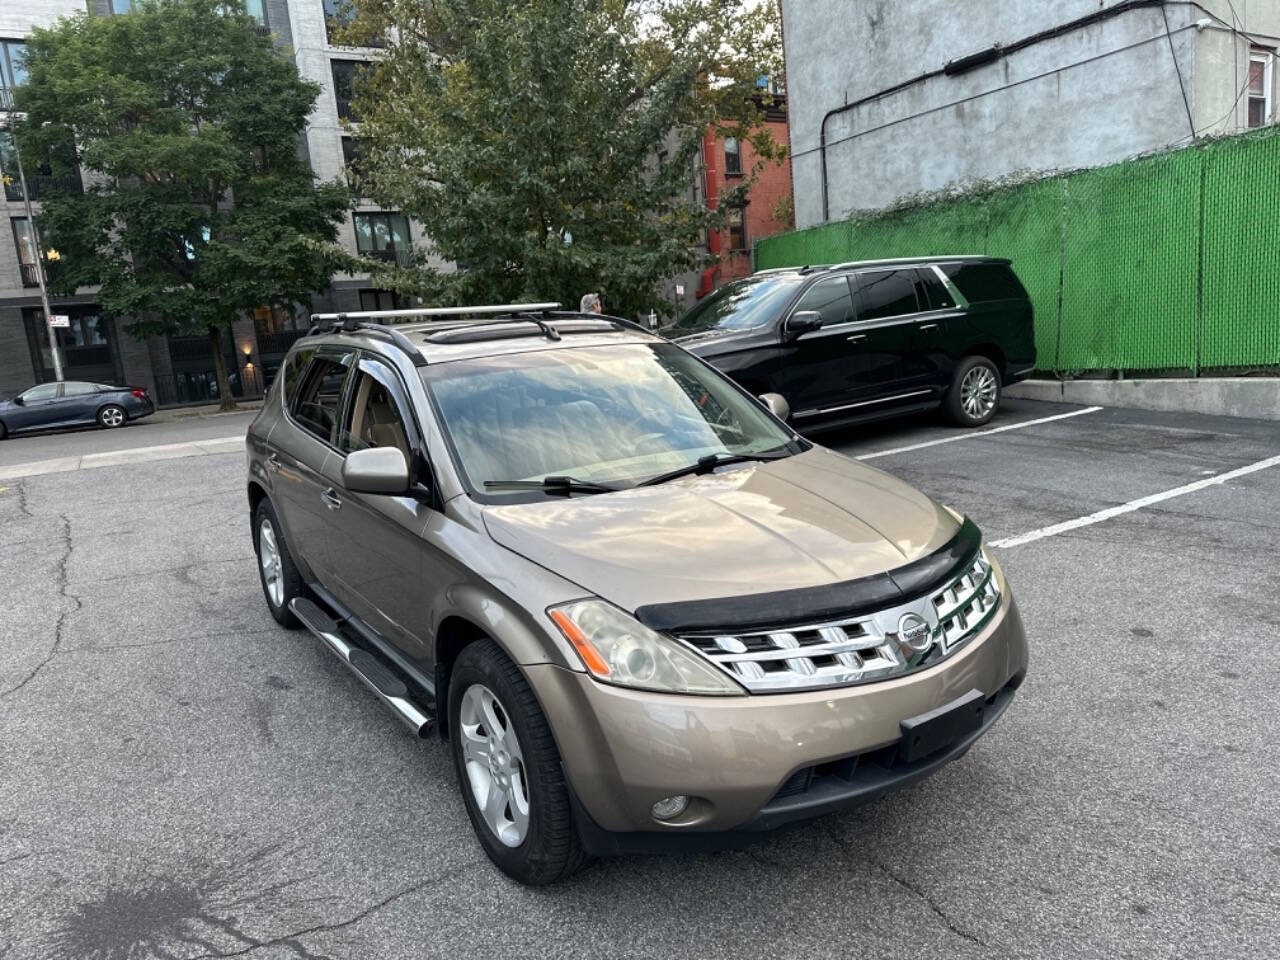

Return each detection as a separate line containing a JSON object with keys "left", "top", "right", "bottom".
{"left": 305, "top": 314, "right": 429, "bottom": 367}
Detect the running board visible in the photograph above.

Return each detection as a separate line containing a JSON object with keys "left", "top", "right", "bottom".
{"left": 290, "top": 597, "right": 435, "bottom": 738}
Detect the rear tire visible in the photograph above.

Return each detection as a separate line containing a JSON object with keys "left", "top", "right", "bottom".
{"left": 98, "top": 404, "right": 127, "bottom": 429}
{"left": 450, "top": 640, "right": 588, "bottom": 885}
{"left": 945, "top": 356, "right": 1001, "bottom": 427}
{"left": 253, "top": 499, "right": 305, "bottom": 628}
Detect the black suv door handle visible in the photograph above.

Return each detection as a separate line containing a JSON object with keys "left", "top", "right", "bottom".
{"left": 846, "top": 333, "right": 868, "bottom": 343}
{"left": 321, "top": 487, "right": 343, "bottom": 511}
{"left": 917, "top": 322, "right": 940, "bottom": 331}
{"left": 266, "top": 452, "right": 281, "bottom": 472}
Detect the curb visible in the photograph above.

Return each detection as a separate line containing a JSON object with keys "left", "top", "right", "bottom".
{"left": 1006, "top": 378, "right": 1280, "bottom": 421}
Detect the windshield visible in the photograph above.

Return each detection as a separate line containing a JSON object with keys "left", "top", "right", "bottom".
{"left": 421, "top": 342, "right": 801, "bottom": 496}
{"left": 666, "top": 274, "right": 805, "bottom": 335}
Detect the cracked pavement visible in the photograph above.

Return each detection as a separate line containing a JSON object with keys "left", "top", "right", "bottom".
{"left": 1, "top": 399, "right": 1278, "bottom": 958}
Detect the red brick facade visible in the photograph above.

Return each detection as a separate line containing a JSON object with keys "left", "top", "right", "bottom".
{"left": 696, "top": 104, "right": 793, "bottom": 298}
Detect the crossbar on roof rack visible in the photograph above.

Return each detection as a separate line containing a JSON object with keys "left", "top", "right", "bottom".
{"left": 308, "top": 302, "right": 561, "bottom": 322}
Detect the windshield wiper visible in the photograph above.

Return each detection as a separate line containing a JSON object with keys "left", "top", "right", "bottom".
{"left": 483, "top": 475, "right": 621, "bottom": 496}
{"left": 638, "top": 449, "right": 792, "bottom": 487}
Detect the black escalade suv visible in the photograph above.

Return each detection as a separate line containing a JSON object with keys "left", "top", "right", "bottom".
{"left": 666, "top": 256, "right": 1036, "bottom": 430}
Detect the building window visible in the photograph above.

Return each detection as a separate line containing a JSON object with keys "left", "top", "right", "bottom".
{"left": 0, "top": 129, "right": 83, "bottom": 202}
{"left": 331, "top": 60, "right": 366, "bottom": 120}
{"left": 0, "top": 40, "right": 26, "bottom": 94}
{"left": 110, "top": 0, "right": 133, "bottom": 13}
{"left": 727, "top": 206, "right": 746, "bottom": 251}
{"left": 243, "top": 0, "right": 267, "bottom": 27}
{"left": 11, "top": 217, "right": 40, "bottom": 288}
{"left": 353, "top": 212, "right": 412, "bottom": 266}
{"left": 724, "top": 137, "right": 742, "bottom": 176}
{"left": 324, "top": 0, "right": 383, "bottom": 47}
{"left": 359, "top": 289, "right": 406, "bottom": 311}
{"left": 1248, "top": 49, "right": 1273, "bottom": 128}
{"left": 341, "top": 136, "right": 365, "bottom": 193}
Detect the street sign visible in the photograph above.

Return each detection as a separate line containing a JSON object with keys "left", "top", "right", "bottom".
{"left": 48, "top": 314, "right": 70, "bottom": 328}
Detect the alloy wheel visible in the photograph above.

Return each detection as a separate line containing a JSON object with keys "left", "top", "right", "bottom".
{"left": 960, "top": 365, "right": 998, "bottom": 420}
{"left": 100, "top": 407, "right": 125, "bottom": 428}
{"left": 258, "top": 518, "right": 284, "bottom": 608}
{"left": 458, "top": 683, "right": 530, "bottom": 848}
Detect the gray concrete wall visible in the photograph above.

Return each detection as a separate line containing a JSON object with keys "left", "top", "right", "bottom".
{"left": 782, "top": 0, "right": 1280, "bottom": 228}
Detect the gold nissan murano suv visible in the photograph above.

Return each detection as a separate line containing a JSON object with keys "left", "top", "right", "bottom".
{"left": 245, "top": 303, "right": 1028, "bottom": 885}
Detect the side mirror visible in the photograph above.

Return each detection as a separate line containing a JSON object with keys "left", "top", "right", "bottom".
{"left": 342, "top": 446, "right": 410, "bottom": 496}
{"left": 12, "top": 396, "right": 24, "bottom": 405}
{"left": 784, "top": 310, "right": 823, "bottom": 339}
{"left": 759, "top": 392, "right": 790, "bottom": 421}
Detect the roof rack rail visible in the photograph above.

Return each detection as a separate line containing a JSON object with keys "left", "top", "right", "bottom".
{"left": 308, "top": 302, "right": 563, "bottom": 323}
{"left": 305, "top": 314, "right": 429, "bottom": 366}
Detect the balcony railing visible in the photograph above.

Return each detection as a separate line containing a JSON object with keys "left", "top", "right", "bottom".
{"left": 255, "top": 329, "right": 306, "bottom": 356}
{"left": 4, "top": 172, "right": 84, "bottom": 203}
{"left": 362, "top": 247, "right": 413, "bottom": 268}
{"left": 19, "top": 263, "right": 40, "bottom": 288}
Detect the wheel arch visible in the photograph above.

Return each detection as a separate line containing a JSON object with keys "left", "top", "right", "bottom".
{"left": 960, "top": 343, "right": 1008, "bottom": 380}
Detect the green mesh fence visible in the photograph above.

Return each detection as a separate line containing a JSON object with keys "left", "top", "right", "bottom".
{"left": 754, "top": 128, "right": 1280, "bottom": 374}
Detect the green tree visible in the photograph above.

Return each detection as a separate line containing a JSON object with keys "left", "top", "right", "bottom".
{"left": 16, "top": 0, "right": 351, "bottom": 409}
{"left": 342, "top": 0, "right": 784, "bottom": 318}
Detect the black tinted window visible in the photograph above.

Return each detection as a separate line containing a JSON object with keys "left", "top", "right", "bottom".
{"left": 914, "top": 268, "right": 955, "bottom": 310}
{"left": 282, "top": 348, "right": 315, "bottom": 407}
{"left": 854, "top": 270, "right": 919, "bottom": 320}
{"left": 291, "top": 351, "right": 354, "bottom": 445}
{"left": 792, "top": 276, "right": 854, "bottom": 327}
{"left": 940, "top": 262, "right": 1027, "bottom": 302}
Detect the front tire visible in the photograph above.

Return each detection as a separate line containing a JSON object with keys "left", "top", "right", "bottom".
{"left": 945, "top": 356, "right": 1001, "bottom": 427}
{"left": 98, "top": 404, "right": 127, "bottom": 429}
{"left": 450, "top": 640, "right": 588, "bottom": 885}
{"left": 253, "top": 499, "right": 304, "bottom": 628}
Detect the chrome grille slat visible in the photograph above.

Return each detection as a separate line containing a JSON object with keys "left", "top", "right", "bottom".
{"left": 679, "top": 552, "right": 1002, "bottom": 693}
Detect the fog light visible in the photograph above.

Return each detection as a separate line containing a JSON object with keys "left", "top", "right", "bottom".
{"left": 651, "top": 795, "right": 690, "bottom": 821}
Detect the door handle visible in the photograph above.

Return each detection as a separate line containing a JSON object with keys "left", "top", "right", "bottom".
{"left": 321, "top": 487, "right": 343, "bottom": 511}
{"left": 917, "top": 323, "right": 939, "bottom": 331}
{"left": 266, "top": 453, "right": 281, "bottom": 472}
{"left": 846, "top": 334, "right": 868, "bottom": 343}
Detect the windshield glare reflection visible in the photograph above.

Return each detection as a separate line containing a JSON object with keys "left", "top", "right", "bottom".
{"left": 422, "top": 343, "right": 798, "bottom": 495}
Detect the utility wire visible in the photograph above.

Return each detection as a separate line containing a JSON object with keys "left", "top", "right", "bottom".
{"left": 1162, "top": 3, "right": 1196, "bottom": 138}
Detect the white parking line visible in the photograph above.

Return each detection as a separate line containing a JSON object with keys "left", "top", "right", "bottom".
{"left": 991, "top": 453, "right": 1280, "bottom": 548}
{"left": 855, "top": 406, "right": 1104, "bottom": 461}
{"left": 0, "top": 434, "right": 245, "bottom": 481}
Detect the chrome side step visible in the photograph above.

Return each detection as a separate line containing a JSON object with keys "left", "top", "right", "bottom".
{"left": 290, "top": 597, "right": 435, "bottom": 738}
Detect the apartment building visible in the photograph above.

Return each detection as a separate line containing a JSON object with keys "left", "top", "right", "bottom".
{"left": 0, "top": 0, "right": 430, "bottom": 403}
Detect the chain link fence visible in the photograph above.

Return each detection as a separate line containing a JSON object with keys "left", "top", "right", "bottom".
{"left": 755, "top": 128, "right": 1280, "bottom": 376}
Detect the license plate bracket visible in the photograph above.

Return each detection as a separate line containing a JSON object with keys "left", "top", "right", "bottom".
{"left": 899, "top": 688, "right": 986, "bottom": 763}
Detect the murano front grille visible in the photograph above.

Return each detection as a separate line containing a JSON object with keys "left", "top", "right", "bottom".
{"left": 677, "top": 552, "right": 1001, "bottom": 693}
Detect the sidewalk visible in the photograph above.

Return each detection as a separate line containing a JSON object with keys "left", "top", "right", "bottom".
{"left": 148, "top": 399, "right": 264, "bottom": 424}
{"left": 1006, "top": 377, "right": 1280, "bottom": 421}
{"left": 0, "top": 435, "right": 244, "bottom": 481}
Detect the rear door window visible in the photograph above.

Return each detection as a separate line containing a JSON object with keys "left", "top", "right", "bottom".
{"left": 914, "top": 267, "right": 956, "bottom": 310}
{"left": 791, "top": 276, "right": 855, "bottom": 327}
{"left": 291, "top": 350, "right": 355, "bottom": 445}
{"left": 853, "top": 269, "right": 919, "bottom": 320}
{"left": 62, "top": 382, "right": 97, "bottom": 397}
{"left": 939, "top": 262, "right": 1027, "bottom": 302}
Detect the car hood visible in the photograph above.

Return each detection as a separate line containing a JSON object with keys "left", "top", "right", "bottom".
{"left": 482, "top": 446, "right": 959, "bottom": 614}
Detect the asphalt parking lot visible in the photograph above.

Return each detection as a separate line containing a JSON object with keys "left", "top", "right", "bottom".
{"left": 1, "top": 397, "right": 1277, "bottom": 959}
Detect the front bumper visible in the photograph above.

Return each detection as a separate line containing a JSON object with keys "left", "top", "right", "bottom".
{"left": 524, "top": 580, "right": 1028, "bottom": 847}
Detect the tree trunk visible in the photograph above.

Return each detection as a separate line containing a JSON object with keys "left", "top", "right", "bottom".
{"left": 208, "top": 325, "right": 237, "bottom": 412}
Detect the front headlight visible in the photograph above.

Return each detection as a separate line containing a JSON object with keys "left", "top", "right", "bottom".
{"left": 548, "top": 599, "right": 744, "bottom": 696}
